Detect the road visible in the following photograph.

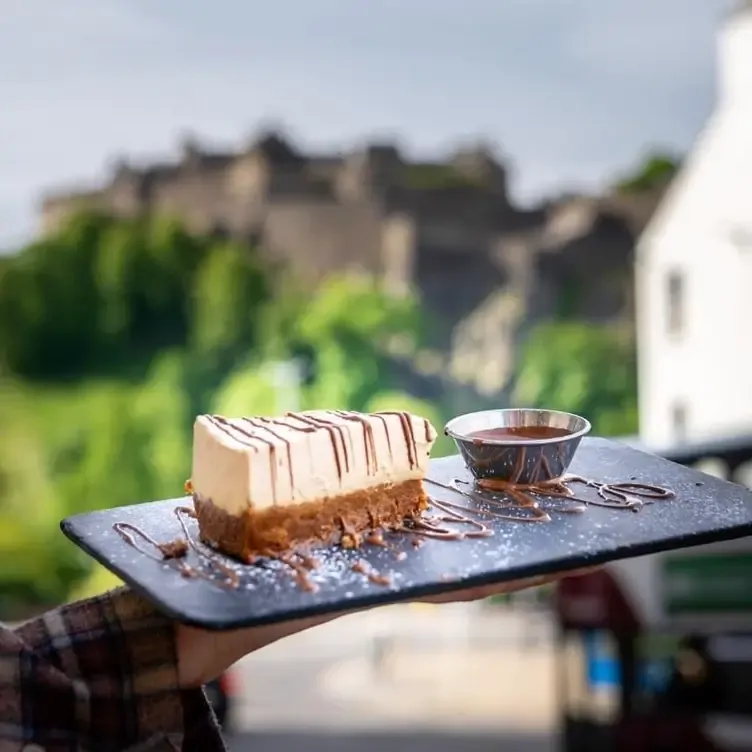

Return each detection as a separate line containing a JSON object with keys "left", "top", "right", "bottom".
{"left": 227, "top": 730, "right": 556, "bottom": 752}
{"left": 225, "top": 603, "right": 559, "bottom": 741}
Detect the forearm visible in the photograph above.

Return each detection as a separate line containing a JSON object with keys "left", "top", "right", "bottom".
{"left": 176, "top": 609, "right": 351, "bottom": 688}
{"left": 3, "top": 587, "right": 224, "bottom": 751}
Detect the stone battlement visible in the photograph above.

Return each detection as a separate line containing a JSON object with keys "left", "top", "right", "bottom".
{"left": 38, "top": 126, "right": 666, "bottom": 401}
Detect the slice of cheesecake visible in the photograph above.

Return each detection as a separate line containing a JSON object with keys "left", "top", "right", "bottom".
{"left": 190, "top": 410, "right": 437, "bottom": 560}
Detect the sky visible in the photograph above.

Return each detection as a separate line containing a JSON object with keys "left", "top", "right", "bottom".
{"left": 0, "top": 0, "right": 735, "bottom": 250}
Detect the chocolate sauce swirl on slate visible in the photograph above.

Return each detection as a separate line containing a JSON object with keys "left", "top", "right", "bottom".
{"left": 174, "top": 506, "right": 240, "bottom": 588}
{"left": 424, "top": 473, "right": 674, "bottom": 524}
{"left": 275, "top": 551, "right": 319, "bottom": 592}
{"left": 352, "top": 559, "right": 392, "bottom": 586}
{"left": 113, "top": 508, "right": 323, "bottom": 592}
{"left": 113, "top": 510, "right": 240, "bottom": 589}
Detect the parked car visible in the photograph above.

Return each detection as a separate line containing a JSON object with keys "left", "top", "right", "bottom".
{"left": 204, "top": 670, "right": 239, "bottom": 731}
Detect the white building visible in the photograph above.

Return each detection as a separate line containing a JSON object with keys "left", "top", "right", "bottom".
{"left": 637, "top": 2, "right": 752, "bottom": 451}
{"left": 603, "top": 0, "right": 752, "bottom": 644}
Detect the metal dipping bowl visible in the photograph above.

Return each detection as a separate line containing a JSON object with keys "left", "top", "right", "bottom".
{"left": 444, "top": 408, "right": 592, "bottom": 484}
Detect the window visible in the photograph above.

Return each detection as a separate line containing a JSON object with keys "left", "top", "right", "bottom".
{"left": 672, "top": 402, "right": 687, "bottom": 443}
{"left": 666, "top": 270, "right": 684, "bottom": 336}
{"left": 729, "top": 225, "right": 752, "bottom": 252}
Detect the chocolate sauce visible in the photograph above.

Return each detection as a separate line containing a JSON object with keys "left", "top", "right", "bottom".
{"left": 206, "top": 415, "right": 257, "bottom": 448}
{"left": 113, "top": 519, "right": 236, "bottom": 588}
{"left": 208, "top": 415, "right": 255, "bottom": 445}
{"left": 160, "top": 539, "right": 189, "bottom": 559}
{"left": 334, "top": 411, "right": 378, "bottom": 475}
{"left": 352, "top": 559, "right": 392, "bottom": 586}
{"left": 470, "top": 425, "right": 572, "bottom": 444}
{"left": 424, "top": 472, "right": 674, "bottom": 526}
{"left": 278, "top": 552, "right": 319, "bottom": 592}
{"left": 377, "top": 412, "right": 418, "bottom": 469}
{"left": 290, "top": 412, "right": 349, "bottom": 480}
{"left": 210, "top": 414, "right": 324, "bottom": 501}
{"left": 174, "top": 506, "right": 241, "bottom": 588}
{"left": 113, "top": 522, "right": 189, "bottom": 563}
{"left": 245, "top": 418, "right": 297, "bottom": 493}
{"left": 269, "top": 417, "right": 317, "bottom": 435}
{"left": 365, "top": 530, "right": 387, "bottom": 547}
{"left": 371, "top": 413, "right": 394, "bottom": 461}
{"left": 209, "top": 415, "right": 281, "bottom": 502}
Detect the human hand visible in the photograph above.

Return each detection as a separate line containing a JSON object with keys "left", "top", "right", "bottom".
{"left": 176, "top": 566, "right": 595, "bottom": 687}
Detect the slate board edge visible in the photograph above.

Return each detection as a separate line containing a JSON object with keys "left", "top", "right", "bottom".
{"left": 60, "top": 515, "right": 752, "bottom": 632}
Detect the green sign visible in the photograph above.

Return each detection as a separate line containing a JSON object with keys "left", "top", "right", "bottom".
{"left": 663, "top": 553, "right": 752, "bottom": 615}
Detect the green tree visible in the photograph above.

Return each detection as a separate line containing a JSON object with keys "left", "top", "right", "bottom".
{"left": 0, "top": 211, "right": 269, "bottom": 383}
{"left": 0, "top": 380, "right": 90, "bottom": 610}
{"left": 512, "top": 322, "right": 638, "bottom": 437}
{"left": 190, "top": 239, "right": 270, "bottom": 370}
{"left": 616, "top": 151, "right": 680, "bottom": 193}
{"left": 211, "top": 360, "right": 280, "bottom": 417}
{"left": 290, "top": 275, "right": 421, "bottom": 410}
{"left": 0, "top": 216, "right": 440, "bottom": 611}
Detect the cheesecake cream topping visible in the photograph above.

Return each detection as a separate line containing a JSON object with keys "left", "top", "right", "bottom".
{"left": 191, "top": 410, "right": 437, "bottom": 515}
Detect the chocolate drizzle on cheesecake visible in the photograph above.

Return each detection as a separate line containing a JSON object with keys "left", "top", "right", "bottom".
{"left": 205, "top": 411, "right": 426, "bottom": 499}
{"left": 288, "top": 412, "right": 351, "bottom": 480}
{"left": 371, "top": 414, "right": 394, "bottom": 461}
{"left": 377, "top": 411, "right": 418, "bottom": 469}
{"left": 334, "top": 411, "right": 378, "bottom": 474}
{"left": 207, "top": 415, "right": 282, "bottom": 502}
{"left": 206, "top": 415, "right": 257, "bottom": 447}
{"left": 244, "top": 418, "right": 294, "bottom": 494}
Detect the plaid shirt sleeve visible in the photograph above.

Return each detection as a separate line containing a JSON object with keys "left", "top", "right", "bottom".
{"left": 0, "top": 587, "right": 227, "bottom": 752}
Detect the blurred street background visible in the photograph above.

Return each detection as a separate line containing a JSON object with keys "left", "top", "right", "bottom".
{"left": 4, "top": 1, "right": 752, "bottom": 750}
{"left": 226, "top": 602, "right": 558, "bottom": 751}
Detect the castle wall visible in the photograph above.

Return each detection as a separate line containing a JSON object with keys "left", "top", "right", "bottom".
{"left": 261, "top": 200, "right": 383, "bottom": 279}
{"left": 149, "top": 168, "right": 236, "bottom": 235}
{"left": 34, "top": 132, "right": 649, "bottom": 406}
{"left": 40, "top": 191, "right": 104, "bottom": 235}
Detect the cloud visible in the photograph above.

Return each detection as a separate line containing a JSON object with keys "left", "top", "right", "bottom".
{"left": 3, "top": 0, "right": 178, "bottom": 78}
{"left": 0, "top": 0, "right": 735, "bottom": 246}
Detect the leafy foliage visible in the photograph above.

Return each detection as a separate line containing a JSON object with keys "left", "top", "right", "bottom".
{"left": 0, "top": 209, "right": 639, "bottom": 612}
{"left": 616, "top": 152, "right": 680, "bottom": 194}
{"left": 512, "top": 322, "right": 638, "bottom": 437}
{"left": 0, "top": 212, "right": 429, "bottom": 612}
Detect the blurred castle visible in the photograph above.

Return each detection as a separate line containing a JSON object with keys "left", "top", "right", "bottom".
{"left": 40, "top": 130, "right": 666, "bottom": 404}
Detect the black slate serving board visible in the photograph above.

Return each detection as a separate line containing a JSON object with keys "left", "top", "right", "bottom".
{"left": 61, "top": 438, "right": 752, "bottom": 630}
